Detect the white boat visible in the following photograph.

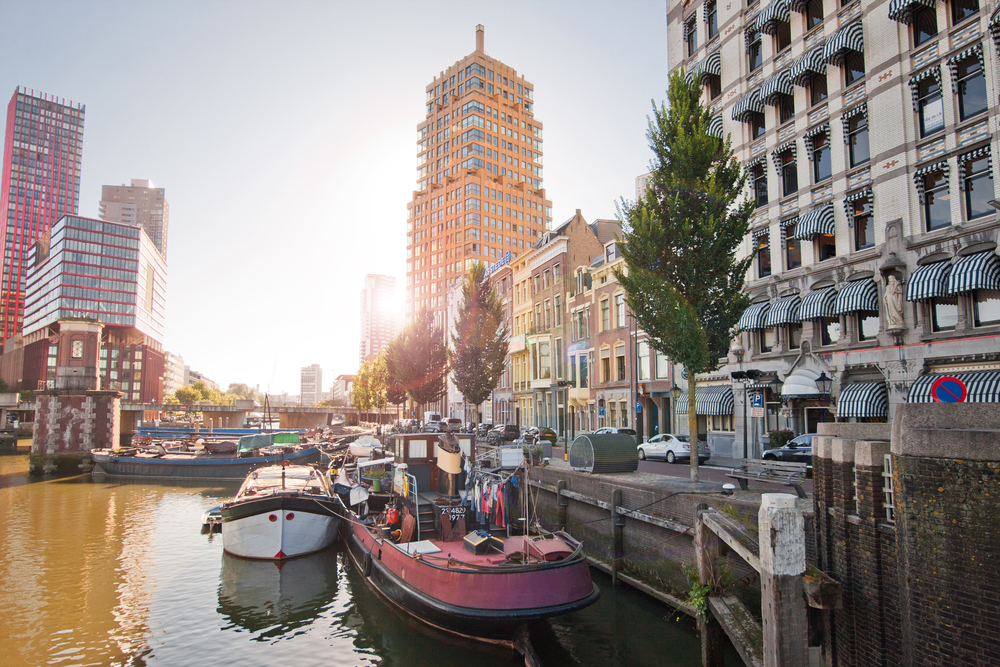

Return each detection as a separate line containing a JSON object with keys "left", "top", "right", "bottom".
{"left": 221, "top": 463, "right": 341, "bottom": 560}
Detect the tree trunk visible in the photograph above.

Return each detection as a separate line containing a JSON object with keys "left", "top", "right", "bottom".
{"left": 688, "top": 375, "right": 700, "bottom": 483}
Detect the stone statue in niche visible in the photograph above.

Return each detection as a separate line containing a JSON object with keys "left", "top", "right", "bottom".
{"left": 884, "top": 274, "right": 905, "bottom": 330}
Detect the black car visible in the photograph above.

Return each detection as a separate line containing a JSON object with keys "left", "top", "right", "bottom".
{"left": 488, "top": 424, "right": 520, "bottom": 444}
{"left": 527, "top": 426, "right": 557, "bottom": 442}
{"left": 762, "top": 433, "right": 816, "bottom": 463}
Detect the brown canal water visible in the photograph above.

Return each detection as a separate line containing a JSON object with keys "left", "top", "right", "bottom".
{"left": 0, "top": 449, "right": 729, "bottom": 666}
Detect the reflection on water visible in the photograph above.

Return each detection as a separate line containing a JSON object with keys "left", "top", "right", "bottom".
{"left": 0, "top": 450, "right": 711, "bottom": 666}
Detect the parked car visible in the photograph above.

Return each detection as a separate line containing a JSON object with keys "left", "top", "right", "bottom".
{"left": 637, "top": 433, "right": 709, "bottom": 464}
{"left": 593, "top": 427, "right": 637, "bottom": 436}
{"left": 527, "top": 426, "right": 558, "bottom": 442}
{"left": 488, "top": 424, "right": 520, "bottom": 444}
{"left": 762, "top": 433, "right": 816, "bottom": 463}
{"left": 424, "top": 420, "right": 447, "bottom": 433}
{"left": 477, "top": 423, "right": 493, "bottom": 437}
{"left": 443, "top": 418, "right": 463, "bottom": 432}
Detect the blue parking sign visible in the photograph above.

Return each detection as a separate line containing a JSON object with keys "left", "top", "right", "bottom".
{"left": 751, "top": 393, "right": 764, "bottom": 409}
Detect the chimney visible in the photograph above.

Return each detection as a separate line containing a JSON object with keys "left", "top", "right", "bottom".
{"left": 476, "top": 24, "right": 484, "bottom": 52}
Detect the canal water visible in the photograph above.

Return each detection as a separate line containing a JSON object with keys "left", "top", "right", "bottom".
{"left": 0, "top": 449, "right": 722, "bottom": 667}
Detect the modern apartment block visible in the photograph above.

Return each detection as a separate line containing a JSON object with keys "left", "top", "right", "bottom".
{"left": 99, "top": 179, "right": 169, "bottom": 259}
{"left": 300, "top": 363, "right": 322, "bottom": 406}
{"left": 406, "top": 25, "right": 552, "bottom": 328}
{"left": 163, "top": 351, "right": 184, "bottom": 395}
{"left": 0, "top": 88, "right": 85, "bottom": 345}
{"left": 359, "top": 273, "right": 397, "bottom": 365}
{"left": 669, "top": 0, "right": 1000, "bottom": 457}
{"left": 0, "top": 215, "right": 168, "bottom": 401}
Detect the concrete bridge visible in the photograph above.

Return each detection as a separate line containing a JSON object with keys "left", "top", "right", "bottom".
{"left": 118, "top": 403, "right": 396, "bottom": 432}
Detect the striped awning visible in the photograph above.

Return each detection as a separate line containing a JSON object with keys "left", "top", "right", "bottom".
{"left": 905, "top": 261, "right": 951, "bottom": 301}
{"left": 793, "top": 203, "right": 835, "bottom": 240}
{"left": 946, "top": 44, "right": 984, "bottom": 87}
{"left": 914, "top": 159, "right": 949, "bottom": 202}
{"left": 843, "top": 188, "right": 873, "bottom": 222}
{"left": 755, "top": 0, "right": 791, "bottom": 34}
{"left": 700, "top": 51, "right": 722, "bottom": 83}
{"left": 771, "top": 139, "right": 797, "bottom": 174}
{"left": 675, "top": 386, "right": 735, "bottom": 415}
{"left": 992, "top": 12, "right": 1000, "bottom": 56}
{"left": 800, "top": 287, "right": 837, "bottom": 320}
{"left": 836, "top": 382, "right": 888, "bottom": 419}
{"left": 833, "top": 278, "right": 878, "bottom": 315}
{"left": 738, "top": 301, "right": 772, "bottom": 330}
{"left": 685, "top": 59, "right": 704, "bottom": 85}
{"left": 908, "top": 66, "right": 941, "bottom": 111}
{"left": 907, "top": 370, "right": 1000, "bottom": 403}
{"left": 789, "top": 0, "right": 808, "bottom": 11}
{"left": 823, "top": 21, "right": 864, "bottom": 65}
{"left": 804, "top": 123, "right": 830, "bottom": 160}
{"left": 745, "top": 381, "right": 773, "bottom": 390}
{"left": 708, "top": 115, "right": 725, "bottom": 138}
{"left": 761, "top": 68, "right": 794, "bottom": 105}
{"left": 945, "top": 252, "right": 1000, "bottom": 295}
{"left": 840, "top": 103, "right": 868, "bottom": 142}
{"left": 959, "top": 145, "right": 992, "bottom": 187}
{"left": 731, "top": 88, "right": 764, "bottom": 122}
{"left": 765, "top": 294, "right": 802, "bottom": 326}
{"left": 888, "top": 0, "right": 936, "bottom": 23}
{"left": 790, "top": 44, "right": 827, "bottom": 86}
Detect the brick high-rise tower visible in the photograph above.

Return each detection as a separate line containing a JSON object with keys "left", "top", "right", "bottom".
{"left": 406, "top": 25, "right": 551, "bottom": 326}
{"left": 0, "top": 87, "right": 85, "bottom": 343}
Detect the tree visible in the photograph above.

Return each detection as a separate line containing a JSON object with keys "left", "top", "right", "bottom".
{"left": 615, "top": 68, "right": 753, "bottom": 483}
{"left": 174, "top": 386, "right": 201, "bottom": 404}
{"left": 449, "top": 261, "right": 508, "bottom": 423}
{"left": 386, "top": 308, "right": 448, "bottom": 413}
{"left": 353, "top": 353, "right": 389, "bottom": 422}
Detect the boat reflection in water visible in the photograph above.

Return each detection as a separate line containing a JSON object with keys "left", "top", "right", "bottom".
{"left": 217, "top": 548, "right": 340, "bottom": 638}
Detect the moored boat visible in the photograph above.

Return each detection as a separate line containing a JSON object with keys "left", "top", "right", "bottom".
{"left": 221, "top": 463, "right": 341, "bottom": 560}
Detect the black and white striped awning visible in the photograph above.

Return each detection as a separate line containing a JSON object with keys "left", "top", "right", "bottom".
{"left": 823, "top": 21, "right": 864, "bottom": 65}
{"left": 761, "top": 68, "right": 794, "bottom": 105}
{"left": 771, "top": 139, "right": 797, "bottom": 174}
{"left": 700, "top": 51, "right": 722, "bottom": 83}
{"left": 788, "top": 0, "right": 808, "bottom": 12}
{"left": 755, "top": 0, "right": 791, "bottom": 34}
{"left": 946, "top": 43, "right": 984, "bottom": 88}
{"left": 840, "top": 103, "right": 868, "bottom": 142}
{"left": 674, "top": 386, "right": 735, "bottom": 415}
{"left": 746, "top": 155, "right": 765, "bottom": 169}
{"left": 843, "top": 188, "right": 873, "bottom": 222}
{"left": 888, "top": 0, "right": 936, "bottom": 23}
{"left": 765, "top": 294, "right": 802, "bottom": 326}
{"left": 907, "top": 370, "right": 1000, "bottom": 403}
{"left": 913, "top": 159, "right": 949, "bottom": 202}
{"left": 745, "top": 381, "right": 773, "bottom": 390}
{"left": 738, "top": 301, "right": 772, "bottom": 330}
{"left": 685, "top": 59, "right": 703, "bottom": 85}
{"left": 992, "top": 12, "right": 1000, "bottom": 56}
{"left": 804, "top": 124, "right": 830, "bottom": 160}
{"left": 799, "top": 287, "right": 837, "bottom": 319}
{"left": 833, "top": 278, "right": 878, "bottom": 315}
{"left": 731, "top": 88, "right": 764, "bottom": 122}
{"left": 905, "top": 261, "right": 952, "bottom": 301}
{"left": 958, "top": 145, "right": 992, "bottom": 189}
{"left": 790, "top": 44, "right": 827, "bottom": 86}
{"left": 837, "top": 382, "right": 888, "bottom": 419}
{"left": 908, "top": 66, "right": 941, "bottom": 111}
{"left": 945, "top": 251, "right": 1000, "bottom": 295}
{"left": 708, "top": 115, "right": 725, "bottom": 138}
{"left": 793, "top": 203, "right": 835, "bottom": 239}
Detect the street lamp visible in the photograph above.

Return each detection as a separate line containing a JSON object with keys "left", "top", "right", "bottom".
{"left": 816, "top": 372, "right": 832, "bottom": 396}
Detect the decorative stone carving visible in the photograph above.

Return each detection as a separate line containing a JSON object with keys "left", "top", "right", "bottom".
{"left": 884, "top": 275, "right": 905, "bottom": 331}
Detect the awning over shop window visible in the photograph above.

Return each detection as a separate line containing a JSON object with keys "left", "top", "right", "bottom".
{"left": 765, "top": 294, "right": 802, "bottom": 326}
{"left": 793, "top": 203, "right": 835, "bottom": 240}
{"left": 674, "top": 386, "right": 735, "bottom": 415}
{"left": 760, "top": 68, "right": 794, "bottom": 105}
{"left": 755, "top": 0, "right": 791, "bottom": 34}
{"left": 822, "top": 21, "right": 864, "bottom": 65}
{"left": 708, "top": 115, "right": 725, "bottom": 138}
{"left": 945, "top": 252, "right": 1000, "bottom": 296}
{"left": 836, "top": 382, "right": 888, "bottom": 419}
{"left": 738, "top": 301, "right": 771, "bottom": 330}
{"left": 790, "top": 43, "right": 827, "bottom": 86}
{"left": 833, "top": 278, "right": 878, "bottom": 315}
{"left": 905, "top": 261, "right": 951, "bottom": 301}
{"left": 907, "top": 370, "right": 1000, "bottom": 403}
{"left": 700, "top": 51, "right": 722, "bottom": 82}
{"left": 888, "top": 0, "right": 936, "bottom": 23}
{"left": 731, "top": 88, "right": 764, "bottom": 122}
{"left": 782, "top": 369, "right": 822, "bottom": 399}
{"left": 799, "top": 287, "right": 837, "bottom": 320}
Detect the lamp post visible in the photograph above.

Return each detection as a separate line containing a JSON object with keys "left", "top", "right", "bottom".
{"left": 816, "top": 372, "right": 832, "bottom": 427}
{"left": 670, "top": 385, "right": 682, "bottom": 433}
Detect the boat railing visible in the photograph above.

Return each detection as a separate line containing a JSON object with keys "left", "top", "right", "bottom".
{"left": 404, "top": 471, "right": 420, "bottom": 542}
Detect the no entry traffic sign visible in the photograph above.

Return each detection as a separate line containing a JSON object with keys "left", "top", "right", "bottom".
{"left": 931, "top": 376, "right": 967, "bottom": 403}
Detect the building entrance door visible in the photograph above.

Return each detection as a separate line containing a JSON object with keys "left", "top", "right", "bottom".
{"left": 650, "top": 401, "right": 659, "bottom": 435}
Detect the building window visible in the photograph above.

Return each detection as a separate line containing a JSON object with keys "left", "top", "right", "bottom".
{"left": 758, "top": 328, "right": 775, "bottom": 353}
{"left": 857, "top": 312, "right": 880, "bottom": 340}
{"left": 844, "top": 52, "right": 865, "bottom": 86}
{"left": 963, "top": 155, "right": 993, "bottom": 220}
{"left": 71, "top": 340, "right": 83, "bottom": 358}
{"left": 601, "top": 352, "right": 611, "bottom": 383}
{"left": 812, "top": 133, "right": 832, "bottom": 182}
{"left": 779, "top": 95, "right": 795, "bottom": 124}
{"left": 781, "top": 150, "right": 798, "bottom": 197}
{"left": 853, "top": 198, "right": 874, "bottom": 249}
{"left": 957, "top": 57, "right": 987, "bottom": 121}
{"left": 787, "top": 323, "right": 803, "bottom": 349}
{"left": 974, "top": 289, "right": 1000, "bottom": 326}
{"left": 847, "top": 114, "right": 869, "bottom": 167}
{"left": 757, "top": 234, "right": 772, "bottom": 278}
{"left": 817, "top": 233, "right": 837, "bottom": 261}
{"left": 638, "top": 341, "right": 651, "bottom": 381}
{"left": 615, "top": 293, "right": 626, "bottom": 327}
{"left": 820, "top": 316, "right": 841, "bottom": 345}
{"left": 616, "top": 345, "right": 626, "bottom": 381}
{"left": 656, "top": 351, "right": 670, "bottom": 378}
{"left": 917, "top": 76, "right": 944, "bottom": 136}
{"left": 750, "top": 113, "right": 766, "bottom": 139}
{"left": 805, "top": 0, "right": 824, "bottom": 29}
{"left": 912, "top": 5, "right": 938, "bottom": 46}
{"left": 785, "top": 224, "right": 801, "bottom": 269}
{"left": 952, "top": 0, "right": 978, "bottom": 24}
{"left": 774, "top": 21, "right": 792, "bottom": 52}
{"left": 601, "top": 298, "right": 610, "bottom": 331}
{"left": 686, "top": 16, "right": 699, "bottom": 56}
{"left": 707, "top": 1, "right": 719, "bottom": 37}
{"left": 748, "top": 29, "right": 763, "bottom": 72}
{"left": 810, "top": 75, "right": 827, "bottom": 106}
{"left": 923, "top": 170, "right": 951, "bottom": 231}
{"left": 708, "top": 74, "right": 722, "bottom": 100}
{"left": 931, "top": 296, "right": 958, "bottom": 331}
{"left": 752, "top": 164, "right": 768, "bottom": 207}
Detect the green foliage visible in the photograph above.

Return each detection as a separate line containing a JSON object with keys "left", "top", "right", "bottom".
{"left": 19, "top": 389, "right": 33, "bottom": 403}
{"left": 174, "top": 386, "right": 201, "bottom": 404}
{"left": 225, "top": 383, "right": 262, "bottom": 403}
{"left": 386, "top": 309, "right": 448, "bottom": 409}
{"left": 683, "top": 559, "right": 736, "bottom": 622}
{"left": 768, "top": 429, "right": 794, "bottom": 449}
{"left": 162, "top": 392, "right": 180, "bottom": 405}
{"left": 353, "top": 351, "right": 389, "bottom": 413}
{"left": 449, "top": 261, "right": 508, "bottom": 410}
{"left": 0, "top": 377, "right": 9, "bottom": 393}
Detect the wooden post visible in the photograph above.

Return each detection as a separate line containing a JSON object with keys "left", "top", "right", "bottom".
{"left": 758, "top": 493, "right": 808, "bottom": 667}
{"left": 557, "top": 480, "right": 568, "bottom": 530}
{"left": 611, "top": 489, "right": 624, "bottom": 586}
{"left": 695, "top": 503, "right": 725, "bottom": 667}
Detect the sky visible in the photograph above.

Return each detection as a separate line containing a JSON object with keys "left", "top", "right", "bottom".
{"left": 0, "top": 0, "right": 668, "bottom": 395}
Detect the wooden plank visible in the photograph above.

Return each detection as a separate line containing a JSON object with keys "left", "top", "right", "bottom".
{"left": 529, "top": 479, "right": 691, "bottom": 533}
{"left": 708, "top": 596, "right": 764, "bottom": 667}
{"left": 701, "top": 510, "right": 761, "bottom": 573}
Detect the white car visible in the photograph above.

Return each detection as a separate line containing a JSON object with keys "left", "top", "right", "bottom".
{"left": 637, "top": 433, "right": 710, "bottom": 464}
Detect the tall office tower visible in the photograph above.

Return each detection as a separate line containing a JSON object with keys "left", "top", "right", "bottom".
{"left": 0, "top": 87, "right": 85, "bottom": 344}
{"left": 359, "top": 273, "right": 397, "bottom": 365}
{"left": 406, "top": 25, "right": 552, "bottom": 326}
{"left": 300, "top": 364, "right": 322, "bottom": 406}
{"left": 99, "top": 179, "right": 169, "bottom": 259}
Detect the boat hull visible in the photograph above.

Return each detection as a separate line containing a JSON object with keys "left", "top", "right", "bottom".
{"left": 221, "top": 495, "right": 341, "bottom": 560}
{"left": 91, "top": 447, "right": 322, "bottom": 479}
{"left": 341, "top": 516, "right": 599, "bottom": 641}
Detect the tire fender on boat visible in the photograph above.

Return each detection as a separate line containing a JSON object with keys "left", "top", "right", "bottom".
{"left": 362, "top": 551, "right": 372, "bottom": 577}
